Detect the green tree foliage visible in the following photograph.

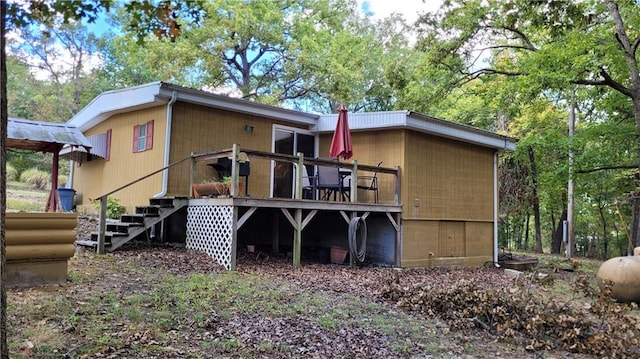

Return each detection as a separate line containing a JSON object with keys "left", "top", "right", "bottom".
{"left": 100, "top": 0, "right": 412, "bottom": 112}
{"left": 415, "top": 0, "right": 640, "bottom": 256}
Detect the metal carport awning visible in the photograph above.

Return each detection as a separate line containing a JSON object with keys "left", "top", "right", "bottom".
{"left": 8, "top": 117, "right": 92, "bottom": 212}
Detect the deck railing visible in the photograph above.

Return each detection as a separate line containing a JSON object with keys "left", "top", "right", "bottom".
{"left": 190, "top": 144, "right": 401, "bottom": 204}
{"left": 93, "top": 144, "right": 401, "bottom": 254}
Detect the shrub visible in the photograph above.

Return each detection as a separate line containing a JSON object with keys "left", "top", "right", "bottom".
{"left": 6, "top": 163, "right": 18, "bottom": 181}
{"left": 93, "top": 197, "right": 125, "bottom": 219}
{"left": 58, "top": 175, "right": 68, "bottom": 187}
{"left": 19, "top": 168, "right": 50, "bottom": 190}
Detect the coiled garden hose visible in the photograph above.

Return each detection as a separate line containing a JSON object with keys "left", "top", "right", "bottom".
{"left": 348, "top": 216, "right": 367, "bottom": 263}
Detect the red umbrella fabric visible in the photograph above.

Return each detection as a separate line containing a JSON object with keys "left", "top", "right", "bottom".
{"left": 329, "top": 104, "right": 353, "bottom": 159}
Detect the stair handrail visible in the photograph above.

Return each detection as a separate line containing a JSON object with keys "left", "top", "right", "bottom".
{"left": 94, "top": 155, "right": 193, "bottom": 254}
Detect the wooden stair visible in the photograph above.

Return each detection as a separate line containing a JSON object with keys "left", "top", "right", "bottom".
{"left": 76, "top": 197, "right": 188, "bottom": 252}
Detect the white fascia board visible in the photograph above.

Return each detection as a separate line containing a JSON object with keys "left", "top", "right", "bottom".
{"left": 406, "top": 113, "right": 516, "bottom": 151}
{"left": 158, "top": 84, "right": 319, "bottom": 125}
{"left": 67, "top": 82, "right": 166, "bottom": 132}
{"left": 316, "top": 111, "right": 408, "bottom": 132}
{"left": 317, "top": 110, "right": 516, "bottom": 151}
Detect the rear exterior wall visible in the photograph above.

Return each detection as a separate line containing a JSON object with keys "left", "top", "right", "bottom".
{"left": 167, "top": 102, "right": 307, "bottom": 198}
{"left": 401, "top": 131, "right": 495, "bottom": 267}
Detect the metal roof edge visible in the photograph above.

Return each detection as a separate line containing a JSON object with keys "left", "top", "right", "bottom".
{"left": 67, "top": 82, "right": 320, "bottom": 132}
{"left": 407, "top": 112, "right": 517, "bottom": 151}
{"left": 316, "top": 110, "right": 516, "bottom": 151}
{"left": 158, "top": 83, "right": 319, "bottom": 124}
{"left": 67, "top": 82, "right": 165, "bottom": 131}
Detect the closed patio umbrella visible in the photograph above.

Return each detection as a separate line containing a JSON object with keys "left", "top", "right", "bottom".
{"left": 329, "top": 104, "right": 353, "bottom": 159}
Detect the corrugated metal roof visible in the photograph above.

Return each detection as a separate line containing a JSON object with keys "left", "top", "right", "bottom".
{"left": 317, "top": 111, "right": 516, "bottom": 151}
{"left": 8, "top": 117, "right": 92, "bottom": 152}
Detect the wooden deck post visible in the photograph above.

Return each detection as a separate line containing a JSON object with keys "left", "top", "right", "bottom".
{"left": 295, "top": 152, "right": 303, "bottom": 200}
{"left": 231, "top": 206, "right": 238, "bottom": 270}
{"left": 97, "top": 195, "right": 107, "bottom": 254}
{"left": 293, "top": 208, "right": 302, "bottom": 268}
{"left": 231, "top": 144, "right": 239, "bottom": 197}
{"left": 272, "top": 212, "right": 280, "bottom": 253}
{"left": 189, "top": 152, "right": 196, "bottom": 197}
{"left": 350, "top": 161, "right": 358, "bottom": 203}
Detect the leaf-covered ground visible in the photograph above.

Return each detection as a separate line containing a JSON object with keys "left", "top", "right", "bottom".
{"left": 7, "top": 241, "right": 608, "bottom": 358}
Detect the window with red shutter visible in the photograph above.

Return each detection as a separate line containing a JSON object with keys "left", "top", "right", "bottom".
{"left": 132, "top": 120, "right": 154, "bottom": 153}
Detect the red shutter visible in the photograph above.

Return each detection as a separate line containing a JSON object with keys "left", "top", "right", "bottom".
{"left": 106, "top": 129, "right": 112, "bottom": 161}
{"left": 146, "top": 120, "right": 154, "bottom": 150}
{"left": 133, "top": 124, "right": 140, "bottom": 153}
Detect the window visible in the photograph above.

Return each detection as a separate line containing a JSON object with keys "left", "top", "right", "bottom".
{"left": 133, "top": 120, "right": 154, "bottom": 153}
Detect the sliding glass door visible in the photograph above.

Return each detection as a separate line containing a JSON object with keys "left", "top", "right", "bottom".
{"left": 272, "top": 127, "right": 315, "bottom": 198}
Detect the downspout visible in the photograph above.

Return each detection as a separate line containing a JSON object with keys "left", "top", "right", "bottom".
{"left": 493, "top": 150, "right": 499, "bottom": 266}
{"left": 153, "top": 90, "right": 178, "bottom": 198}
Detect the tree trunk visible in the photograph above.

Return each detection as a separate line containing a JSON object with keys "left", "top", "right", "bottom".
{"left": 1, "top": 2, "right": 9, "bottom": 357}
{"left": 528, "top": 147, "right": 543, "bottom": 253}
{"left": 598, "top": 203, "right": 609, "bottom": 258}
{"left": 631, "top": 193, "right": 640, "bottom": 254}
{"left": 551, "top": 208, "right": 567, "bottom": 254}
{"left": 524, "top": 214, "right": 530, "bottom": 250}
{"left": 606, "top": 1, "right": 640, "bottom": 251}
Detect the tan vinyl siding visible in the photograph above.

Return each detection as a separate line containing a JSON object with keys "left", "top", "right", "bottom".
{"left": 404, "top": 131, "right": 494, "bottom": 221}
{"left": 319, "top": 129, "right": 404, "bottom": 204}
{"left": 73, "top": 106, "right": 167, "bottom": 213}
{"left": 167, "top": 102, "right": 306, "bottom": 198}
{"left": 400, "top": 130, "right": 495, "bottom": 267}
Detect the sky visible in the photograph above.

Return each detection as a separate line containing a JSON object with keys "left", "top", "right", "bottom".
{"left": 357, "top": 0, "right": 442, "bottom": 24}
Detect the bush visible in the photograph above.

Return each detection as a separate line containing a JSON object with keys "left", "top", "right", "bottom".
{"left": 6, "top": 163, "right": 18, "bottom": 181}
{"left": 19, "top": 168, "right": 50, "bottom": 190}
{"left": 93, "top": 197, "right": 125, "bottom": 219}
{"left": 58, "top": 175, "right": 68, "bottom": 187}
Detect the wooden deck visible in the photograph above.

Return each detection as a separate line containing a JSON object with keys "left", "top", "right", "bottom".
{"left": 186, "top": 196, "right": 403, "bottom": 270}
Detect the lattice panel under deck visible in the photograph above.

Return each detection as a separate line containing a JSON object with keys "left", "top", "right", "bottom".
{"left": 186, "top": 205, "right": 234, "bottom": 270}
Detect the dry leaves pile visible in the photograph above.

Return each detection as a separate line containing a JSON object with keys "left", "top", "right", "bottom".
{"left": 380, "top": 269, "right": 640, "bottom": 358}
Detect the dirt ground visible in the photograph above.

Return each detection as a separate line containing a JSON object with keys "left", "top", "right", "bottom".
{"left": 6, "top": 216, "right": 611, "bottom": 358}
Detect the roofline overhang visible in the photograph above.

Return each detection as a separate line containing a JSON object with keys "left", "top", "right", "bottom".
{"left": 316, "top": 110, "right": 516, "bottom": 151}
{"left": 67, "top": 82, "right": 319, "bottom": 132}
{"left": 157, "top": 83, "right": 319, "bottom": 125}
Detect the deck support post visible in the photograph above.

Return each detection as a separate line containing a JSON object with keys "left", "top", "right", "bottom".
{"left": 272, "top": 212, "right": 280, "bottom": 253}
{"left": 295, "top": 152, "right": 303, "bottom": 200}
{"left": 231, "top": 144, "right": 240, "bottom": 197}
{"left": 231, "top": 206, "right": 238, "bottom": 270}
{"left": 293, "top": 209, "right": 302, "bottom": 268}
{"left": 350, "top": 161, "right": 358, "bottom": 202}
{"left": 189, "top": 153, "right": 196, "bottom": 197}
{"left": 97, "top": 195, "right": 107, "bottom": 254}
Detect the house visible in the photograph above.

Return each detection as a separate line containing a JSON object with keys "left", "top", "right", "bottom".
{"left": 63, "top": 82, "right": 516, "bottom": 268}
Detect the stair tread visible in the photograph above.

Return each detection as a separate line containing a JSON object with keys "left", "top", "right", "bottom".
{"left": 90, "top": 231, "right": 128, "bottom": 237}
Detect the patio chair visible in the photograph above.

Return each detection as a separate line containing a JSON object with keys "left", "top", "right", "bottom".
{"left": 357, "top": 161, "right": 382, "bottom": 203}
{"left": 317, "top": 164, "right": 342, "bottom": 201}
{"left": 301, "top": 164, "right": 316, "bottom": 199}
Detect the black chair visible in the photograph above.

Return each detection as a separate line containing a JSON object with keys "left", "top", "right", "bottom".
{"left": 317, "top": 165, "right": 342, "bottom": 201}
{"left": 357, "top": 161, "right": 382, "bottom": 203}
{"left": 301, "top": 165, "right": 317, "bottom": 199}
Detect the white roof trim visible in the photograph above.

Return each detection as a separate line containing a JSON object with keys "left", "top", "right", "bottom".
{"left": 67, "top": 82, "right": 319, "bottom": 131}
{"left": 157, "top": 84, "right": 319, "bottom": 124}
{"left": 316, "top": 110, "right": 516, "bottom": 151}
{"left": 67, "top": 82, "right": 165, "bottom": 132}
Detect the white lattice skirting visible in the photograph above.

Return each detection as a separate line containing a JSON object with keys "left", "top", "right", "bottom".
{"left": 186, "top": 205, "right": 234, "bottom": 270}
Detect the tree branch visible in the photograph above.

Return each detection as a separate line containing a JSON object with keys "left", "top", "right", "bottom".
{"left": 487, "top": 25, "right": 537, "bottom": 51}
{"left": 576, "top": 164, "right": 638, "bottom": 174}
{"left": 573, "top": 67, "right": 634, "bottom": 97}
